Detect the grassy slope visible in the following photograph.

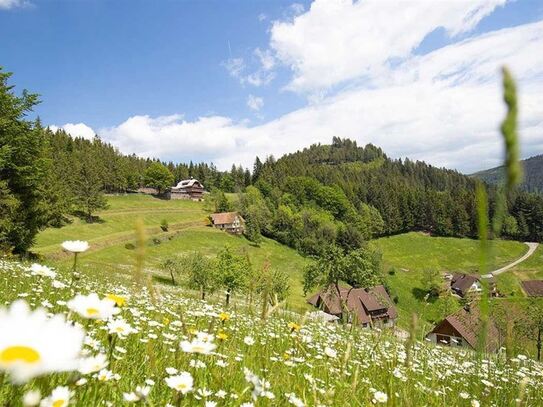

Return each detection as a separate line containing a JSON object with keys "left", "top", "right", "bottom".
{"left": 34, "top": 196, "right": 533, "bottom": 329}
{"left": 33, "top": 194, "right": 310, "bottom": 311}
{"left": 373, "top": 232, "right": 528, "bottom": 329}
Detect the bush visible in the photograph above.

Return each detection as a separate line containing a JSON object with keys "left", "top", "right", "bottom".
{"left": 124, "top": 243, "right": 135, "bottom": 250}
{"left": 388, "top": 267, "right": 396, "bottom": 275}
{"left": 152, "top": 237, "right": 161, "bottom": 245}
{"left": 160, "top": 219, "right": 169, "bottom": 232}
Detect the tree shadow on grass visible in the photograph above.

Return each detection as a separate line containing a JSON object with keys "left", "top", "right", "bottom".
{"left": 412, "top": 287, "right": 439, "bottom": 304}
{"left": 72, "top": 211, "right": 105, "bottom": 224}
{"left": 152, "top": 274, "right": 176, "bottom": 286}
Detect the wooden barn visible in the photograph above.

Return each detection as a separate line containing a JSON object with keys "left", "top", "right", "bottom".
{"left": 307, "top": 285, "right": 397, "bottom": 328}
{"left": 170, "top": 178, "right": 205, "bottom": 200}
{"left": 210, "top": 212, "right": 245, "bottom": 234}
{"left": 426, "top": 306, "right": 502, "bottom": 352}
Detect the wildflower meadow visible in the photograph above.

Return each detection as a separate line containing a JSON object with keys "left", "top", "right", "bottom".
{"left": 1, "top": 244, "right": 542, "bottom": 406}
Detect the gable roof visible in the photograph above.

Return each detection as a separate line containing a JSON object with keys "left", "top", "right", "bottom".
{"left": 172, "top": 178, "right": 203, "bottom": 190}
{"left": 451, "top": 274, "right": 480, "bottom": 296}
{"left": 307, "top": 284, "right": 397, "bottom": 325}
{"left": 210, "top": 212, "right": 244, "bottom": 225}
{"left": 431, "top": 306, "right": 502, "bottom": 352}
{"left": 521, "top": 280, "right": 543, "bottom": 297}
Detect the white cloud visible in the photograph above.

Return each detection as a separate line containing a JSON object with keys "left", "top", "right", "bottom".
{"left": 0, "top": 0, "right": 29, "bottom": 9}
{"left": 53, "top": 5, "right": 543, "bottom": 175}
{"left": 48, "top": 123, "right": 96, "bottom": 140}
{"left": 270, "top": 0, "right": 507, "bottom": 93}
{"left": 247, "top": 95, "right": 264, "bottom": 111}
{"left": 222, "top": 58, "right": 245, "bottom": 80}
{"left": 223, "top": 49, "right": 275, "bottom": 87}
{"left": 258, "top": 13, "right": 267, "bottom": 22}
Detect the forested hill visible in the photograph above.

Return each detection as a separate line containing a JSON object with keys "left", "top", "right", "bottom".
{"left": 244, "top": 138, "right": 543, "bottom": 253}
{"left": 473, "top": 154, "right": 543, "bottom": 194}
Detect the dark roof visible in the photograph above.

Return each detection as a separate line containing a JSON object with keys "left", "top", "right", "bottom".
{"left": 431, "top": 306, "right": 502, "bottom": 352}
{"left": 451, "top": 274, "right": 480, "bottom": 297}
{"left": 210, "top": 212, "right": 244, "bottom": 225}
{"left": 521, "top": 280, "right": 543, "bottom": 297}
{"left": 307, "top": 285, "right": 397, "bottom": 325}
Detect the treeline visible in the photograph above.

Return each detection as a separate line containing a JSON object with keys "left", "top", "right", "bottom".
{"left": 231, "top": 137, "right": 543, "bottom": 255}
{"left": 0, "top": 69, "right": 248, "bottom": 252}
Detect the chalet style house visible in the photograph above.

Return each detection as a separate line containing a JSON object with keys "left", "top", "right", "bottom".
{"left": 170, "top": 178, "right": 205, "bottom": 200}
{"left": 447, "top": 273, "right": 498, "bottom": 298}
{"left": 521, "top": 280, "right": 543, "bottom": 297}
{"left": 426, "top": 306, "right": 502, "bottom": 352}
{"left": 210, "top": 212, "right": 245, "bottom": 234}
{"left": 307, "top": 285, "right": 397, "bottom": 328}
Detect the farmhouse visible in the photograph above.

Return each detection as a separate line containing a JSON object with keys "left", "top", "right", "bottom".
{"left": 307, "top": 285, "right": 397, "bottom": 328}
{"left": 170, "top": 177, "right": 205, "bottom": 200}
{"left": 521, "top": 280, "right": 543, "bottom": 297}
{"left": 210, "top": 212, "right": 245, "bottom": 234}
{"left": 426, "top": 306, "right": 502, "bottom": 352}
{"left": 449, "top": 273, "right": 498, "bottom": 298}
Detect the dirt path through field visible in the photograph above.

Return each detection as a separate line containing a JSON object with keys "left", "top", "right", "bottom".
{"left": 482, "top": 242, "right": 539, "bottom": 278}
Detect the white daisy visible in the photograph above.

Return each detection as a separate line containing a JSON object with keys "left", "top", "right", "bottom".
{"left": 68, "top": 293, "right": 120, "bottom": 320}
{"left": 39, "top": 386, "right": 72, "bottom": 407}
{"left": 61, "top": 240, "right": 89, "bottom": 253}
{"left": 0, "top": 300, "right": 84, "bottom": 383}
{"left": 165, "top": 372, "right": 193, "bottom": 394}
{"left": 29, "top": 264, "right": 56, "bottom": 279}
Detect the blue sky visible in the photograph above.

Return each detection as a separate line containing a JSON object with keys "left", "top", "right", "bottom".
{"left": 1, "top": 0, "right": 542, "bottom": 172}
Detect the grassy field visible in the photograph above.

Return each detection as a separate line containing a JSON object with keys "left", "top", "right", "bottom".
{"left": 33, "top": 194, "right": 310, "bottom": 311}
{"left": 33, "top": 196, "right": 536, "bottom": 329}
{"left": 372, "top": 233, "right": 531, "bottom": 329}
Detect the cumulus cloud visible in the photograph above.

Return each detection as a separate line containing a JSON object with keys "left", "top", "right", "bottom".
{"left": 48, "top": 123, "right": 96, "bottom": 140}
{"left": 247, "top": 95, "right": 264, "bottom": 111}
{"left": 53, "top": 3, "right": 543, "bottom": 174}
{"left": 270, "top": 0, "right": 507, "bottom": 93}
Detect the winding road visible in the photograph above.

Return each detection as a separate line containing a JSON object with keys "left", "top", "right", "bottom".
{"left": 481, "top": 242, "right": 539, "bottom": 278}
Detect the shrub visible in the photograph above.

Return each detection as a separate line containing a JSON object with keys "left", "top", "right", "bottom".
{"left": 160, "top": 219, "right": 169, "bottom": 232}
{"left": 124, "top": 243, "right": 135, "bottom": 250}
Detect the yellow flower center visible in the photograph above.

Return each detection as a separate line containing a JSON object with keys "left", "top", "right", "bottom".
{"left": 52, "top": 400, "right": 65, "bottom": 407}
{"left": 86, "top": 308, "right": 99, "bottom": 316}
{"left": 0, "top": 345, "right": 41, "bottom": 364}
{"left": 106, "top": 294, "right": 126, "bottom": 307}
{"left": 176, "top": 383, "right": 187, "bottom": 390}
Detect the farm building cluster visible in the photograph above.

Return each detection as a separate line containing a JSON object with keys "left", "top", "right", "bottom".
{"left": 307, "top": 275, "right": 543, "bottom": 354}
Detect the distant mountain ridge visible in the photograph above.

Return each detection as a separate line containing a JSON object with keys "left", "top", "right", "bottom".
{"left": 472, "top": 154, "right": 543, "bottom": 193}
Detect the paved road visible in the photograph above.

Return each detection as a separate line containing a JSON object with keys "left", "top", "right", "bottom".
{"left": 481, "top": 242, "right": 539, "bottom": 278}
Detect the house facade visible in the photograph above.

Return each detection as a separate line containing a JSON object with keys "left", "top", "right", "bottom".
{"left": 426, "top": 306, "right": 502, "bottom": 352}
{"left": 307, "top": 285, "right": 397, "bottom": 328}
{"left": 210, "top": 212, "right": 245, "bottom": 234}
{"left": 449, "top": 273, "right": 498, "bottom": 298}
{"left": 170, "top": 178, "right": 205, "bottom": 201}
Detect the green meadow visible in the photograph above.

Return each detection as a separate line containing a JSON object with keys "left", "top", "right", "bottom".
{"left": 33, "top": 195, "right": 536, "bottom": 330}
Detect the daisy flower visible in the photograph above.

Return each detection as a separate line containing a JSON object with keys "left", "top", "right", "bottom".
{"left": 107, "top": 318, "right": 137, "bottom": 337}
{"left": 61, "top": 240, "right": 89, "bottom": 253}
{"left": 29, "top": 264, "right": 56, "bottom": 279}
{"left": 67, "top": 293, "right": 120, "bottom": 320}
{"left": 39, "top": 386, "right": 72, "bottom": 407}
{"left": 165, "top": 372, "right": 193, "bottom": 394}
{"left": 0, "top": 301, "right": 84, "bottom": 383}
